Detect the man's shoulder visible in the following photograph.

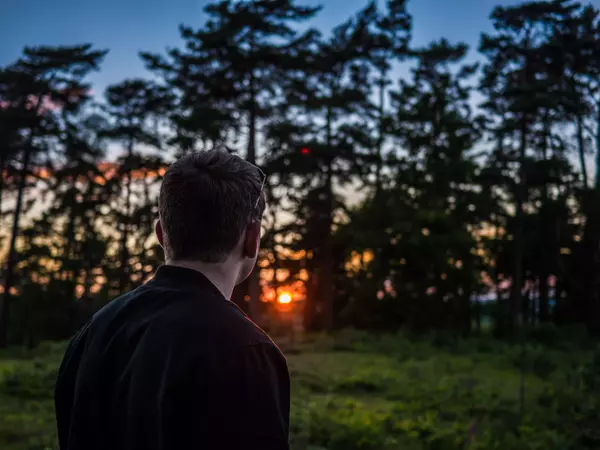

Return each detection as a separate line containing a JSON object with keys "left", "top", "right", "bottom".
{"left": 139, "top": 281, "right": 276, "bottom": 350}
{"left": 178, "top": 295, "right": 277, "bottom": 351}
{"left": 87, "top": 281, "right": 280, "bottom": 361}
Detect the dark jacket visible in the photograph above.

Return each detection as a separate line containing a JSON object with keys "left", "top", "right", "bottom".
{"left": 55, "top": 265, "right": 290, "bottom": 450}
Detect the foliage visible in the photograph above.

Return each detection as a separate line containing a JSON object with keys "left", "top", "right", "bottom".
{"left": 2, "top": 333, "right": 599, "bottom": 449}
{"left": 1, "top": 362, "right": 57, "bottom": 399}
{"left": 3, "top": 1, "right": 600, "bottom": 447}
{"left": 1, "top": 0, "right": 600, "bottom": 350}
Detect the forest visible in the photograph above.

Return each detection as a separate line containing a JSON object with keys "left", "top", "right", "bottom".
{"left": 2, "top": 0, "right": 600, "bottom": 345}
{"left": 2, "top": 0, "right": 600, "bottom": 447}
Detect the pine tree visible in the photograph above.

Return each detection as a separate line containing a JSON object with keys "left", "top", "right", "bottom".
{"left": 387, "top": 39, "right": 484, "bottom": 332}
{"left": 551, "top": 3, "right": 600, "bottom": 331}
{"left": 368, "top": 0, "right": 411, "bottom": 194}
{"left": 478, "top": 0, "right": 579, "bottom": 333}
{"left": 102, "top": 79, "right": 172, "bottom": 294}
{"left": 45, "top": 111, "right": 109, "bottom": 305}
{"left": 263, "top": 8, "right": 380, "bottom": 330}
{"left": 0, "top": 97, "right": 23, "bottom": 222}
{"left": 0, "top": 45, "right": 107, "bottom": 347}
{"left": 142, "top": 0, "right": 320, "bottom": 320}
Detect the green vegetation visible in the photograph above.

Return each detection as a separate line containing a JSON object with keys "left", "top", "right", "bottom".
{"left": 0, "top": 342, "right": 63, "bottom": 450}
{"left": 3, "top": 1, "right": 600, "bottom": 447}
{"left": 2, "top": 331, "right": 600, "bottom": 450}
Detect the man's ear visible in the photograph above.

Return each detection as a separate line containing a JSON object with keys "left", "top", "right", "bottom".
{"left": 155, "top": 219, "right": 165, "bottom": 248}
{"left": 242, "top": 222, "right": 261, "bottom": 259}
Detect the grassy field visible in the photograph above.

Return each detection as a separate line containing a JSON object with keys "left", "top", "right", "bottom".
{"left": 2, "top": 328, "right": 600, "bottom": 450}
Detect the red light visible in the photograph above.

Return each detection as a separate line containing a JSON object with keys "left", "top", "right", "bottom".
{"left": 301, "top": 147, "right": 310, "bottom": 155}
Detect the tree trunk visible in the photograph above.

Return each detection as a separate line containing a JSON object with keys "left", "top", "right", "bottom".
{"left": 375, "top": 74, "right": 386, "bottom": 196}
{"left": 0, "top": 146, "right": 32, "bottom": 347}
{"left": 538, "top": 119, "right": 550, "bottom": 322}
{"left": 0, "top": 152, "right": 6, "bottom": 218}
{"left": 0, "top": 92, "right": 45, "bottom": 348}
{"left": 119, "top": 138, "right": 134, "bottom": 294}
{"left": 538, "top": 275, "right": 549, "bottom": 322}
{"left": 461, "top": 287, "right": 471, "bottom": 336}
{"left": 594, "top": 104, "right": 600, "bottom": 189}
{"left": 320, "top": 106, "right": 335, "bottom": 331}
{"left": 510, "top": 119, "right": 527, "bottom": 334}
{"left": 247, "top": 76, "right": 257, "bottom": 166}
{"left": 138, "top": 169, "right": 152, "bottom": 284}
{"left": 304, "top": 268, "right": 318, "bottom": 331}
{"left": 81, "top": 182, "right": 97, "bottom": 303}
{"left": 320, "top": 165, "right": 334, "bottom": 331}
{"left": 246, "top": 60, "right": 262, "bottom": 324}
{"left": 65, "top": 190, "right": 77, "bottom": 285}
{"left": 521, "top": 287, "right": 531, "bottom": 326}
{"left": 587, "top": 104, "right": 600, "bottom": 333}
{"left": 82, "top": 253, "right": 93, "bottom": 300}
{"left": 474, "top": 297, "right": 481, "bottom": 334}
{"left": 577, "top": 115, "right": 588, "bottom": 188}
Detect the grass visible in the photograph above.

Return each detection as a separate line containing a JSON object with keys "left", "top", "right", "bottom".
{"left": 0, "top": 342, "right": 64, "bottom": 450}
{"left": 2, "top": 329, "right": 600, "bottom": 449}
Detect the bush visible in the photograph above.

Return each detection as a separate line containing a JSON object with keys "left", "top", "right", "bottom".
{"left": 1, "top": 362, "right": 57, "bottom": 399}
{"left": 293, "top": 398, "right": 392, "bottom": 450}
{"left": 505, "top": 344, "right": 560, "bottom": 379}
{"left": 3, "top": 333, "right": 600, "bottom": 450}
{"left": 525, "top": 323, "right": 593, "bottom": 351}
{"left": 334, "top": 375, "right": 386, "bottom": 393}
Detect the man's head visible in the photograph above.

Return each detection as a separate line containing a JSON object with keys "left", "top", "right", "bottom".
{"left": 156, "top": 150, "right": 266, "bottom": 286}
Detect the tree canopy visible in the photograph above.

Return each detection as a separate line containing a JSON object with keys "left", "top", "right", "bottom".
{"left": 2, "top": 0, "right": 600, "bottom": 347}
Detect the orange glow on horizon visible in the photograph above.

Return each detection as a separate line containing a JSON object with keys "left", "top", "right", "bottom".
{"left": 261, "top": 278, "right": 306, "bottom": 304}
{"left": 2, "top": 162, "right": 169, "bottom": 185}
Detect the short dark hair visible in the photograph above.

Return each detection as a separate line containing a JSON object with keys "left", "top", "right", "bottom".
{"left": 158, "top": 150, "right": 266, "bottom": 263}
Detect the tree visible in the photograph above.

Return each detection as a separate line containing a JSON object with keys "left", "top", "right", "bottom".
{"left": 0, "top": 45, "right": 107, "bottom": 347}
{"left": 142, "top": 0, "right": 321, "bottom": 321}
{"left": 367, "top": 0, "right": 412, "bottom": 194}
{"left": 478, "top": 0, "right": 579, "bottom": 333}
{"left": 342, "top": 40, "right": 485, "bottom": 333}
{"left": 551, "top": 3, "right": 600, "bottom": 332}
{"left": 41, "top": 111, "right": 110, "bottom": 306}
{"left": 263, "top": 7, "right": 384, "bottom": 330}
{"left": 102, "top": 79, "right": 171, "bottom": 294}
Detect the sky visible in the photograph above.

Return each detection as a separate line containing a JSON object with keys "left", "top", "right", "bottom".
{"left": 0, "top": 0, "right": 527, "bottom": 94}
{"left": 0, "top": 0, "right": 536, "bottom": 211}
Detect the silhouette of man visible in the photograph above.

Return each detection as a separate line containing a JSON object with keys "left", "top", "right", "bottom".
{"left": 55, "top": 150, "right": 290, "bottom": 450}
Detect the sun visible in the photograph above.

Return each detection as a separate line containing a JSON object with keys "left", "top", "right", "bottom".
{"left": 278, "top": 292, "right": 292, "bottom": 304}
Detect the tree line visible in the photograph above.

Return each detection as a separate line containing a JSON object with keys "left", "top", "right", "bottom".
{"left": 1, "top": 0, "right": 600, "bottom": 347}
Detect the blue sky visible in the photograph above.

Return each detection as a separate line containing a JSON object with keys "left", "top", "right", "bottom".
{"left": 1, "top": 0, "right": 525, "bottom": 94}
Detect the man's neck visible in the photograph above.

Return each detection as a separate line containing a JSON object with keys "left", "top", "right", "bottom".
{"left": 165, "top": 260, "right": 236, "bottom": 300}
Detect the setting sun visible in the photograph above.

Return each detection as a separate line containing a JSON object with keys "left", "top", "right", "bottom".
{"left": 278, "top": 292, "right": 292, "bottom": 304}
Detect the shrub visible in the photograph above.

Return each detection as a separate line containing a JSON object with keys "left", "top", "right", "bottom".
{"left": 1, "top": 362, "right": 57, "bottom": 399}
{"left": 295, "top": 398, "right": 391, "bottom": 450}
{"left": 335, "top": 375, "right": 385, "bottom": 393}
{"left": 505, "top": 344, "right": 560, "bottom": 379}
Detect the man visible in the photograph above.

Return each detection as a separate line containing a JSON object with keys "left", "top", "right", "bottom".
{"left": 54, "top": 150, "right": 290, "bottom": 450}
